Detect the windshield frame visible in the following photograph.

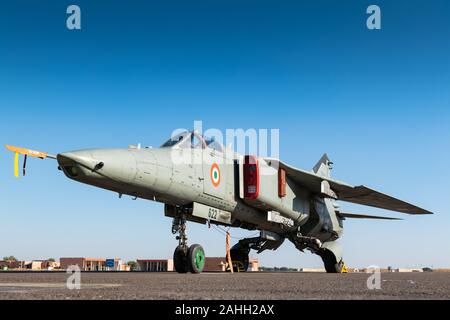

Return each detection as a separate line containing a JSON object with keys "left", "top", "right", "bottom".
{"left": 160, "top": 131, "right": 191, "bottom": 148}
{"left": 160, "top": 131, "right": 224, "bottom": 151}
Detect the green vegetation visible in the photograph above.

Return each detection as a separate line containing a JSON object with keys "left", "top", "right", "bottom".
{"left": 127, "top": 261, "right": 137, "bottom": 271}
{"left": 2, "top": 256, "right": 17, "bottom": 262}
{"left": 260, "top": 266, "right": 298, "bottom": 272}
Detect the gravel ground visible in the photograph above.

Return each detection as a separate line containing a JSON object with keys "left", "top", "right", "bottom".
{"left": 0, "top": 272, "right": 449, "bottom": 300}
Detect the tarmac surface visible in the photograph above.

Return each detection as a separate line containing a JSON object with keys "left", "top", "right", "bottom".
{"left": 0, "top": 271, "right": 449, "bottom": 300}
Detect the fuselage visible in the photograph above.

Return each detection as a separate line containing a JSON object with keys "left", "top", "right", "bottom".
{"left": 57, "top": 145, "right": 288, "bottom": 233}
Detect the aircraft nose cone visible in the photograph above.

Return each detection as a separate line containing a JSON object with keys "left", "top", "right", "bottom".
{"left": 57, "top": 150, "right": 107, "bottom": 181}
{"left": 57, "top": 151, "right": 98, "bottom": 171}
{"left": 57, "top": 148, "right": 137, "bottom": 184}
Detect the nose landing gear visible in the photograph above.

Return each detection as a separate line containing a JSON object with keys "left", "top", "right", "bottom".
{"left": 172, "top": 213, "right": 205, "bottom": 274}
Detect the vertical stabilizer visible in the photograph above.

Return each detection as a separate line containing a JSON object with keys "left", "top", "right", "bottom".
{"left": 313, "top": 153, "right": 332, "bottom": 178}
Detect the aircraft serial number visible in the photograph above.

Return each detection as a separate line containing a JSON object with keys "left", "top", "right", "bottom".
{"left": 208, "top": 208, "right": 219, "bottom": 220}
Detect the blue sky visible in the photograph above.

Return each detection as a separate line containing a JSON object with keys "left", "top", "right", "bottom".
{"left": 0, "top": 0, "right": 449, "bottom": 268}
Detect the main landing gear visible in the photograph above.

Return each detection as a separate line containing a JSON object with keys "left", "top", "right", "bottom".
{"left": 226, "top": 232, "right": 284, "bottom": 272}
{"left": 172, "top": 214, "right": 205, "bottom": 274}
{"left": 227, "top": 242, "right": 250, "bottom": 272}
{"left": 289, "top": 233, "right": 348, "bottom": 273}
{"left": 318, "top": 247, "right": 348, "bottom": 273}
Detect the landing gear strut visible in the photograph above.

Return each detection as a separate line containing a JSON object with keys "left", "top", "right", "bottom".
{"left": 289, "top": 232, "right": 347, "bottom": 274}
{"left": 172, "top": 212, "right": 205, "bottom": 274}
{"left": 226, "top": 232, "right": 284, "bottom": 272}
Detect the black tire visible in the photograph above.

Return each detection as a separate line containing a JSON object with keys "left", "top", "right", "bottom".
{"left": 229, "top": 247, "right": 249, "bottom": 272}
{"left": 187, "top": 244, "right": 205, "bottom": 274}
{"left": 173, "top": 245, "right": 189, "bottom": 273}
{"left": 320, "top": 249, "right": 346, "bottom": 273}
{"left": 324, "top": 262, "right": 341, "bottom": 273}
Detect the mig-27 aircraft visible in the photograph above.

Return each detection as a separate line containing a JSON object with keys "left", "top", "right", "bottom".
{"left": 5, "top": 130, "right": 432, "bottom": 273}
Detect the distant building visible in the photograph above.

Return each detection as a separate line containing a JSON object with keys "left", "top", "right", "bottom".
{"left": 203, "top": 257, "right": 259, "bottom": 272}
{"left": 204, "top": 257, "right": 226, "bottom": 272}
{"left": 136, "top": 257, "right": 259, "bottom": 272}
{"left": 1, "top": 260, "right": 59, "bottom": 271}
{"left": 0, "top": 261, "right": 9, "bottom": 270}
{"left": 44, "top": 260, "right": 60, "bottom": 270}
{"left": 137, "top": 259, "right": 174, "bottom": 272}
{"left": 248, "top": 259, "right": 259, "bottom": 272}
{"left": 358, "top": 267, "right": 418, "bottom": 273}
{"left": 299, "top": 268, "right": 325, "bottom": 273}
{"left": 5, "top": 260, "right": 59, "bottom": 271}
{"left": 0, "top": 260, "right": 24, "bottom": 270}
{"left": 392, "top": 268, "right": 424, "bottom": 273}
{"left": 434, "top": 268, "right": 450, "bottom": 272}
{"left": 60, "top": 257, "right": 124, "bottom": 271}
{"left": 24, "top": 261, "right": 44, "bottom": 270}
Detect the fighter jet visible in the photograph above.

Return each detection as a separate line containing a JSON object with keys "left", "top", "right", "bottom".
{"left": 5, "top": 131, "right": 432, "bottom": 273}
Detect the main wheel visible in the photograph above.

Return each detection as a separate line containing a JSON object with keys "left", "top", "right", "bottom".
{"left": 324, "top": 259, "right": 347, "bottom": 273}
{"left": 173, "top": 245, "right": 189, "bottom": 273}
{"left": 187, "top": 244, "right": 205, "bottom": 274}
{"left": 320, "top": 249, "right": 347, "bottom": 273}
{"left": 229, "top": 247, "right": 249, "bottom": 272}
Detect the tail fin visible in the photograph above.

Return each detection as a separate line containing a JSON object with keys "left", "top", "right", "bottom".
{"left": 313, "top": 153, "right": 332, "bottom": 178}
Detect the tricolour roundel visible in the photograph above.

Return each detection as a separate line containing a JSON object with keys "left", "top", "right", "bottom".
{"left": 210, "top": 163, "right": 221, "bottom": 187}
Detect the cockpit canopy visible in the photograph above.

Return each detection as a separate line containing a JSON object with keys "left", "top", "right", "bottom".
{"left": 161, "top": 131, "right": 223, "bottom": 153}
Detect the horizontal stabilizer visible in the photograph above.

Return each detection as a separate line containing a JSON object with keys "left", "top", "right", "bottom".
{"left": 336, "top": 211, "right": 402, "bottom": 220}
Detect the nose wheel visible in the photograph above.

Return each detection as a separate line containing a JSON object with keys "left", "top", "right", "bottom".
{"left": 173, "top": 245, "right": 189, "bottom": 273}
{"left": 172, "top": 214, "right": 205, "bottom": 274}
{"left": 187, "top": 244, "right": 205, "bottom": 273}
{"left": 173, "top": 244, "right": 205, "bottom": 274}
